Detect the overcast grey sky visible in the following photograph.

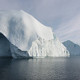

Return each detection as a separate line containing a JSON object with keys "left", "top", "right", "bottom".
{"left": 0, "top": 0, "right": 80, "bottom": 43}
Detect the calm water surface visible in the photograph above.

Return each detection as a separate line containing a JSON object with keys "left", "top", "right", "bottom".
{"left": 0, "top": 57, "right": 80, "bottom": 80}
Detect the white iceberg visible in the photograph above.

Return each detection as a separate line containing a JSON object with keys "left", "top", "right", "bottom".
{"left": 0, "top": 10, "right": 70, "bottom": 58}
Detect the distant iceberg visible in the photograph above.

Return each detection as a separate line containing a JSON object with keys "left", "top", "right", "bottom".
{"left": 0, "top": 10, "right": 70, "bottom": 58}
{"left": 63, "top": 40, "right": 80, "bottom": 56}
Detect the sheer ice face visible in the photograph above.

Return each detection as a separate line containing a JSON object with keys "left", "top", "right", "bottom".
{"left": 0, "top": 10, "right": 70, "bottom": 58}
{"left": 0, "top": 33, "right": 11, "bottom": 57}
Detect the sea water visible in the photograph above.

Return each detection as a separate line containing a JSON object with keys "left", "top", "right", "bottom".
{"left": 0, "top": 57, "right": 80, "bottom": 80}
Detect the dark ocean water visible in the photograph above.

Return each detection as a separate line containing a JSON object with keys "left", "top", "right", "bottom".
{"left": 0, "top": 57, "right": 80, "bottom": 80}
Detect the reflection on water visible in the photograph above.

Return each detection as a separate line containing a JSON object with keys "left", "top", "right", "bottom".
{"left": 0, "top": 57, "right": 80, "bottom": 80}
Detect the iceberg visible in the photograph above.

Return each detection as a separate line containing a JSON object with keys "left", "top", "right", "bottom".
{"left": 63, "top": 40, "right": 80, "bottom": 56}
{"left": 0, "top": 10, "right": 70, "bottom": 58}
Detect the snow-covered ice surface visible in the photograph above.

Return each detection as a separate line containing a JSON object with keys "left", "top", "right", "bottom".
{"left": 63, "top": 40, "right": 80, "bottom": 56}
{"left": 0, "top": 10, "right": 69, "bottom": 58}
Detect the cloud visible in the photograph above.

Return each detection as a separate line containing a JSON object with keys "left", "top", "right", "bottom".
{"left": 54, "top": 14, "right": 80, "bottom": 43}
{"left": 27, "top": 0, "right": 80, "bottom": 28}
{"left": 0, "top": 0, "right": 80, "bottom": 43}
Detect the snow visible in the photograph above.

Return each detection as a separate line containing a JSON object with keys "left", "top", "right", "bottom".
{"left": 63, "top": 40, "right": 80, "bottom": 56}
{"left": 0, "top": 10, "right": 70, "bottom": 58}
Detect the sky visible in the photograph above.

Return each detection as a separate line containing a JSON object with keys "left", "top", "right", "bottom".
{"left": 0, "top": 0, "right": 80, "bottom": 44}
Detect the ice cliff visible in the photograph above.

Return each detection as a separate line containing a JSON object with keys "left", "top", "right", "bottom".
{"left": 0, "top": 10, "right": 69, "bottom": 58}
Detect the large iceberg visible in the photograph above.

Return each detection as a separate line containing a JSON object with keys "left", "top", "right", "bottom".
{"left": 0, "top": 10, "right": 69, "bottom": 58}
